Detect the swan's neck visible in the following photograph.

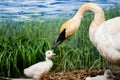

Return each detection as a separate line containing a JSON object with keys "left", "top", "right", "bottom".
{"left": 74, "top": 3, "right": 105, "bottom": 43}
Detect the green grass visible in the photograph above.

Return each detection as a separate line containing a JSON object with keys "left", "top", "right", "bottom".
{"left": 0, "top": 5, "right": 120, "bottom": 78}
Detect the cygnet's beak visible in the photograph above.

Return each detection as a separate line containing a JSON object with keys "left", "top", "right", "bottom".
{"left": 52, "top": 29, "right": 66, "bottom": 49}
{"left": 52, "top": 53, "right": 56, "bottom": 56}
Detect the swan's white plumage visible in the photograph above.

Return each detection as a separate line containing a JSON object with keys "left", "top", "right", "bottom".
{"left": 94, "top": 17, "right": 120, "bottom": 65}
{"left": 85, "top": 70, "right": 115, "bottom": 80}
{"left": 24, "top": 50, "right": 55, "bottom": 80}
{"left": 53, "top": 3, "right": 120, "bottom": 66}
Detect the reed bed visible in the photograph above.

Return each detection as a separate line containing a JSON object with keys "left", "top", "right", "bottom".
{"left": 0, "top": 5, "right": 120, "bottom": 78}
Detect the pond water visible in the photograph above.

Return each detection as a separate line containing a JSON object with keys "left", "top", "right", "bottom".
{"left": 0, "top": 0, "right": 120, "bottom": 21}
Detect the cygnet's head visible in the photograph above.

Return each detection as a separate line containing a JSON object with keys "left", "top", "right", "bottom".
{"left": 45, "top": 50, "right": 55, "bottom": 59}
{"left": 104, "top": 69, "right": 115, "bottom": 79}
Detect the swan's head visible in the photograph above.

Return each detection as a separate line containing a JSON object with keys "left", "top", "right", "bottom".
{"left": 104, "top": 70, "right": 115, "bottom": 79}
{"left": 52, "top": 18, "right": 80, "bottom": 48}
{"left": 45, "top": 50, "right": 56, "bottom": 59}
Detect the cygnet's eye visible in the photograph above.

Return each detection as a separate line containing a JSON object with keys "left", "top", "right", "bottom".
{"left": 48, "top": 52, "right": 50, "bottom": 54}
{"left": 107, "top": 72, "right": 111, "bottom": 75}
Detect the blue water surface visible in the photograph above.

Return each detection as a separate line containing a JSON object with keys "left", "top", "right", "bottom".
{"left": 0, "top": 0, "right": 120, "bottom": 21}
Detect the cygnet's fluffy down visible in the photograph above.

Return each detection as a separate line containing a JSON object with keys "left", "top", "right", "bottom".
{"left": 24, "top": 50, "right": 55, "bottom": 80}
{"left": 86, "top": 70, "right": 115, "bottom": 80}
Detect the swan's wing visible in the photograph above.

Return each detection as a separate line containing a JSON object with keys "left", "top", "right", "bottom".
{"left": 94, "top": 17, "right": 120, "bottom": 50}
{"left": 106, "top": 17, "right": 120, "bottom": 50}
{"left": 94, "top": 17, "right": 120, "bottom": 66}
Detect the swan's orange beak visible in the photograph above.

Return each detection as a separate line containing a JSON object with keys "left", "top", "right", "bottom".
{"left": 52, "top": 29, "right": 66, "bottom": 48}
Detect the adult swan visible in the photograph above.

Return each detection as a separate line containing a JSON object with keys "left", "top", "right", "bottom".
{"left": 52, "top": 3, "right": 120, "bottom": 66}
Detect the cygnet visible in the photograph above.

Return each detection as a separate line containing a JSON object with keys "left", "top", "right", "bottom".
{"left": 24, "top": 50, "right": 55, "bottom": 80}
{"left": 86, "top": 69, "right": 115, "bottom": 80}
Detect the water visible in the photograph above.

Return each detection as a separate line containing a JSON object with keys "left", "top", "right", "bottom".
{"left": 0, "top": 0, "right": 120, "bottom": 21}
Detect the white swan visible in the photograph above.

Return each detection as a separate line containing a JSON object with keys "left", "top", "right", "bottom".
{"left": 52, "top": 3, "right": 120, "bottom": 66}
{"left": 24, "top": 50, "right": 55, "bottom": 80}
{"left": 85, "top": 69, "right": 115, "bottom": 80}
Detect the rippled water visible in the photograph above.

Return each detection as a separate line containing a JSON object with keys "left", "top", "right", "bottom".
{"left": 0, "top": 0, "right": 120, "bottom": 21}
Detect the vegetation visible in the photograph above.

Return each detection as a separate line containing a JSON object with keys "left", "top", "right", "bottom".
{"left": 0, "top": 5, "right": 120, "bottom": 78}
